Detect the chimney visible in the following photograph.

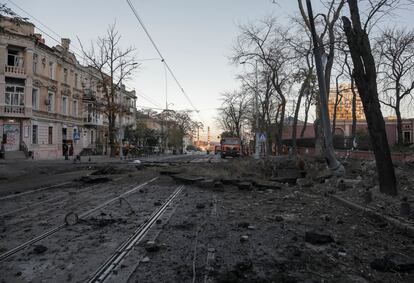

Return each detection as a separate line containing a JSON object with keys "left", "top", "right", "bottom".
{"left": 61, "top": 38, "right": 70, "bottom": 51}
{"left": 34, "top": 33, "right": 45, "bottom": 44}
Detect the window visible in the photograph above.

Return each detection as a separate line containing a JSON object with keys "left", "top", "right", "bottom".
{"left": 33, "top": 53, "right": 38, "bottom": 73}
{"left": 75, "top": 73, "right": 78, "bottom": 88}
{"left": 49, "top": 62, "right": 55, "bottom": 79}
{"left": 47, "top": 92, "right": 54, "bottom": 112}
{"left": 7, "top": 50, "right": 23, "bottom": 67}
{"left": 72, "top": 100, "right": 78, "bottom": 117}
{"left": 32, "top": 88, "right": 39, "bottom": 110}
{"left": 62, "top": 96, "right": 68, "bottom": 115}
{"left": 87, "top": 103, "right": 93, "bottom": 122}
{"left": 5, "top": 85, "right": 25, "bottom": 106}
{"left": 63, "top": 68, "right": 68, "bottom": 83}
{"left": 32, "top": 125, "right": 38, "bottom": 144}
{"left": 48, "top": 126, "right": 53, "bottom": 144}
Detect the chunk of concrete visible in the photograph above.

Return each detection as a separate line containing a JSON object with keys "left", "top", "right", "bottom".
{"left": 305, "top": 231, "right": 334, "bottom": 245}
{"left": 370, "top": 253, "right": 414, "bottom": 272}
{"left": 237, "top": 182, "right": 253, "bottom": 191}
{"left": 254, "top": 180, "right": 283, "bottom": 190}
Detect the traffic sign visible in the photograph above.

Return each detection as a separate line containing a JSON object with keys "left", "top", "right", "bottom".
{"left": 259, "top": 133, "right": 266, "bottom": 142}
{"left": 73, "top": 131, "right": 80, "bottom": 141}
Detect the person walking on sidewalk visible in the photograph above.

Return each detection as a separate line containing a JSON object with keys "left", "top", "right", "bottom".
{"left": 0, "top": 141, "right": 5, "bottom": 159}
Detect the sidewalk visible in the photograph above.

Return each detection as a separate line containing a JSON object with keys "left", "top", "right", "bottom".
{"left": 0, "top": 153, "right": 182, "bottom": 197}
{"left": 0, "top": 153, "right": 178, "bottom": 165}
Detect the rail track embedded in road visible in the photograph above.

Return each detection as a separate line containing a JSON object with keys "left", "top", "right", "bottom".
{"left": 87, "top": 185, "right": 185, "bottom": 283}
{"left": 0, "top": 181, "right": 71, "bottom": 201}
{"left": 0, "top": 177, "right": 158, "bottom": 262}
{"left": 0, "top": 176, "right": 126, "bottom": 220}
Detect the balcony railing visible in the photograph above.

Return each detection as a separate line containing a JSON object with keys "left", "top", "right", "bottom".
{"left": 5, "top": 65, "right": 26, "bottom": 75}
{"left": 4, "top": 105, "right": 25, "bottom": 115}
{"left": 83, "top": 114, "right": 98, "bottom": 125}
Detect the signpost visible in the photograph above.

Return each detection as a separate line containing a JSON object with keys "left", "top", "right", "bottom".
{"left": 73, "top": 131, "right": 80, "bottom": 141}
{"left": 259, "top": 133, "right": 266, "bottom": 142}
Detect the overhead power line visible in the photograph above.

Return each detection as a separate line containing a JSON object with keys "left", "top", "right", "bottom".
{"left": 125, "top": 0, "right": 199, "bottom": 112}
{"left": 6, "top": 0, "right": 85, "bottom": 56}
{"left": 4, "top": 1, "right": 166, "bottom": 110}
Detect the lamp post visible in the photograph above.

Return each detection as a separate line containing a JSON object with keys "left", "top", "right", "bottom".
{"left": 241, "top": 60, "right": 260, "bottom": 159}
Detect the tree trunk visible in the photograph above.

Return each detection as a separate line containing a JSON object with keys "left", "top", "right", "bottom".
{"left": 351, "top": 78, "right": 357, "bottom": 140}
{"left": 292, "top": 76, "right": 309, "bottom": 154}
{"left": 396, "top": 103, "right": 403, "bottom": 145}
{"left": 301, "top": 93, "right": 311, "bottom": 138}
{"left": 331, "top": 86, "right": 340, "bottom": 136}
{"left": 108, "top": 113, "right": 117, "bottom": 157}
{"left": 342, "top": 0, "right": 397, "bottom": 196}
{"left": 277, "top": 99, "right": 286, "bottom": 152}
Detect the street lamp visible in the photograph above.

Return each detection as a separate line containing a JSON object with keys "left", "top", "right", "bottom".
{"left": 241, "top": 60, "right": 260, "bottom": 159}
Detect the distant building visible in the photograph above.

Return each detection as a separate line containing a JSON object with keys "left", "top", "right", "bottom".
{"left": 328, "top": 84, "right": 365, "bottom": 121}
{"left": 281, "top": 83, "right": 414, "bottom": 146}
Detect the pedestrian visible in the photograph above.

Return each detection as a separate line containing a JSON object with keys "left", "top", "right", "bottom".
{"left": 63, "top": 143, "right": 68, "bottom": 160}
{"left": 69, "top": 143, "right": 74, "bottom": 156}
{"left": 0, "top": 141, "right": 5, "bottom": 159}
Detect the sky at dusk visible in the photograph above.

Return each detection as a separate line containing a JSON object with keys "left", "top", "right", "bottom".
{"left": 6, "top": 0, "right": 414, "bottom": 140}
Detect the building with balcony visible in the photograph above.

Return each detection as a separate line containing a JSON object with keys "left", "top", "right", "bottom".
{"left": 0, "top": 16, "right": 138, "bottom": 159}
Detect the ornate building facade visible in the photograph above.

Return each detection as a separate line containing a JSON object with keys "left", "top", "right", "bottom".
{"left": 0, "top": 17, "right": 136, "bottom": 159}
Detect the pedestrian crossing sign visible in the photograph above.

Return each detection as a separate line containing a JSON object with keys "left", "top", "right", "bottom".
{"left": 259, "top": 133, "right": 266, "bottom": 142}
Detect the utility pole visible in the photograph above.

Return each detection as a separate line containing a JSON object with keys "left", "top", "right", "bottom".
{"left": 254, "top": 60, "right": 260, "bottom": 159}
{"left": 197, "top": 125, "right": 200, "bottom": 147}
{"left": 306, "top": 0, "right": 344, "bottom": 174}
{"left": 241, "top": 60, "right": 260, "bottom": 159}
{"left": 207, "top": 126, "right": 210, "bottom": 149}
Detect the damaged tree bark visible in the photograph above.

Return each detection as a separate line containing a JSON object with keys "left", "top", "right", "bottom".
{"left": 342, "top": 0, "right": 397, "bottom": 196}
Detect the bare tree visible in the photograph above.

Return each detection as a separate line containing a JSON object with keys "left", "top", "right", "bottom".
{"left": 285, "top": 15, "right": 318, "bottom": 154}
{"left": 168, "top": 111, "right": 201, "bottom": 153}
{"left": 300, "top": 88, "right": 315, "bottom": 138}
{"left": 297, "top": 0, "right": 346, "bottom": 154}
{"left": 343, "top": 54, "right": 359, "bottom": 141}
{"left": 377, "top": 28, "right": 414, "bottom": 145}
{"left": 217, "top": 90, "right": 249, "bottom": 139}
{"left": 233, "top": 18, "right": 293, "bottom": 152}
{"left": 79, "top": 23, "right": 139, "bottom": 157}
{"left": 342, "top": 0, "right": 399, "bottom": 196}
{"left": 238, "top": 62, "right": 278, "bottom": 154}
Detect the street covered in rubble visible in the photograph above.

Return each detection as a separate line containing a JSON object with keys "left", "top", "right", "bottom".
{"left": 2, "top": 0, "right": 414, "bottom": 282}
{"left": 0, "top": 154, "right": 413, "bottom": 282}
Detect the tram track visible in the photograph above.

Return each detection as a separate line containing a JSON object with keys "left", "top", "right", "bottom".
{"left": 0, "top": 181, "right": 72, "bottom": 201}
{"left": 0, "top": 176, "right": 127, "bottom": 220}
{"left": 88, "top": 184, "right": 185, "bottom": 283}
{"left": 0, "top": 177, "right": 158, "bottom": 262}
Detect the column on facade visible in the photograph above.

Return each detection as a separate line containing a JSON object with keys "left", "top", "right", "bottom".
{"left": 24, "top": 47, "right": 33, "bottom": 111}
{"left": 21, "top": 48, "right": 34, "bottom": 147}
{"left": 0, "top": 43, "right": 6, "bottom": 109}
{"left": 0, "top": 43, "right": 7, "bottom": 138}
